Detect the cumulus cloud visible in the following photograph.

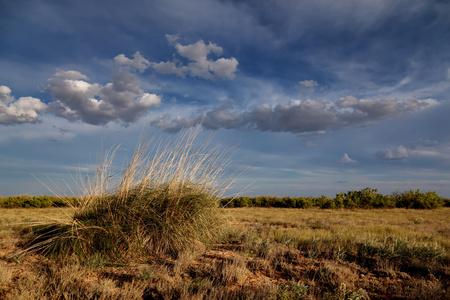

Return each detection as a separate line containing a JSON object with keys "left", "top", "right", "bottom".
{"left": 114, "top": 37, "right": 238, "bottom": 80}
{"left": 113, "top": 51, "right": 150, "bottom": 72}
{"left": 45, "top": 69, "right": 161, "bottom": 125}
{"left": 340, "top": 153, "right": 357, "bottom": 164}
{"left": 151, "top": 97, "right": 433, "bottom": 133}
{"left": 152, "top": 61, "right": 188, "bottom": 77}
{"left": 0, "top": 85, "right": 47, "bottom": 125}
{"left": 168, "top": 38, "right": 238, "bottom": 79}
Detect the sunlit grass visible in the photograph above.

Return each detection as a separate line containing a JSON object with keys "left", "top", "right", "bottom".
{"left": 23, "top": 125, "right": 240, "bottom": 261}
{"left": 0, "top": 207, "right": 74, "bottom": 224}
{"left": 226, "top": 207, "right": 449, "bottom": 236}
{"left": 1, "top": 206, "right": 449, "bottom": 298}
{"left": 225, "top": 207, "right": 450, "bottom": 264}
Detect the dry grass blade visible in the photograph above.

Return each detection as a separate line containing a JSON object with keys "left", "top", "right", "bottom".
{"left": 25, "top": 124, "right": 241, "bottom": 261}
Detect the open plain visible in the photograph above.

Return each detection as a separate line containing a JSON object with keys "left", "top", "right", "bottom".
{"left": 1, "top": 207, "right": 449, "bottom": 299}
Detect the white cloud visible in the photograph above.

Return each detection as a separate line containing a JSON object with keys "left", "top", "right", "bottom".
{"left": 298, "top": 80, "right": 318, "bottom": 94}
{"left": 173, "top": 39, "right": 238, "bottom": 79}
{"left": 340, "top": 153, "right": 357, "bottom": 164}
{"left": 113, "top": 51, "right": 150, "bottom": 72}
{"left": 165, "top": 33, "right": 180, "bottom": 45}
{"left": 375, "top": 140, "right": 450, "bottom": 162}
{"left": 137, "top": 93, "right": 161, "bottom": 107}
{"left": 175, "top": 40, "right": 223, "bottom": 61}
{"left": 299, "top": 80, "right": 318, "bottom": 88}
{"left": 54, "top": 70, "right": 88, "bottom": 80}
{"left": 375, "top": 145, "right": 409, "bottom": 160}
{"left": 152, "top": 61, "right": 188, "bottom": 77}
{"left": 115, "top": 37, "right": 239, "bottom": 80}
{"left": 112, "top": 34, "right": 239, "bottom": 80}
{"left": 45, "top": 69, "right": 161, "bottom": 125}
{"left": 209, "top": 57, "right": 239, "bottom": 80}
{"left": 0, "top": 85, "right": 47, "bottom": 125}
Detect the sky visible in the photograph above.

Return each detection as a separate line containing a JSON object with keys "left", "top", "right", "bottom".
{"left": 1, "top": 0, "right": 450, "bottom": 198}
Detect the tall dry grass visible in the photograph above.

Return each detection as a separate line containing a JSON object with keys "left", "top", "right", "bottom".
{"left": 26, "top": 125, "right": 239, "bottom": 261}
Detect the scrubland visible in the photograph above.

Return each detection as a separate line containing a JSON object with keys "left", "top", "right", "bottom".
{"left": 0, "top": 126, "right": 448, "bottom": 299}
{"left": 0, "top": 206, "right": 449, "bottom": 299}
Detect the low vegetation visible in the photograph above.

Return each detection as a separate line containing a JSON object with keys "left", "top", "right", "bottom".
{"left": 0, "top": 207, "right": 448, "bottom": 299}
{"left": 20, "top": 125, "right": 238, "bottom": 261}
{"left": 0, "top": 126, "right": 448, "bottom": 298}
{"left": 0, "top": 195, "right": 78, "bottom": 208}
{"left": 222, "top": 187, "right": 450, "bottom": 209}
{"left": 3, "top": 187, "right": 449, "bottom": 210}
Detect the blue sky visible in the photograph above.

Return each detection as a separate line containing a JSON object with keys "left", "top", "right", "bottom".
{"left": 1, "top": 0, "right": 449, "bottom": 197}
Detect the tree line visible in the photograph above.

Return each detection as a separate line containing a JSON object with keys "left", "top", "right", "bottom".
{"left": 221, "top": 188, "right": 450, "bottom": 209}
{"left": 1, "top": 188, "right": 449, "bottom": 209}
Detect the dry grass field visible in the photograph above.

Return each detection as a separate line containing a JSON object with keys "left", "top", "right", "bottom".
{"left": 1, "top": 127, "right": 448, "bottom": 299}
{"left": 0, "top": 206, "right": 449, "bottom": 299}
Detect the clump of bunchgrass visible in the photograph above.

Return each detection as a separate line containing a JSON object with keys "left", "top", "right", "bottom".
{"left": 26, "top": 125, "right": 239, "bottom": 261}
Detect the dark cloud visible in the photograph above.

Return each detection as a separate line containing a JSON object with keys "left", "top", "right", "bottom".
{"left": 336, "top": 96, "right": 432, "bottom": 126}
{"left": 149, "top": 113, "right": 195, "bottom": 134}
{"left": 152, "top": 97, "right": 434, "bottom": 133}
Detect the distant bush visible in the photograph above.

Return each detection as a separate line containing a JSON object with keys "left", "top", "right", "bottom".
{"left": 444, "top": 198, "right": 450, "bottom": 207}
{"left": 392, "top": 189, "right": 444, "bottom": 209}
{"left": 0, "top": 195, "right": 78, "bottom": 208}
{"left": 339, "top": 187, "right": 394, "bottom": 209}
{"left": 222, "top": 187, "right": 447, "bottom": 209}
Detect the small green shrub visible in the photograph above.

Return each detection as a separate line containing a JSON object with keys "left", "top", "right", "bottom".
{"left": 277, "top": 280, "right": 310, "bottom": 299}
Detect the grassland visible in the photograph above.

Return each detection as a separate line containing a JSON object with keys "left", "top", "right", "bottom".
{"left": 0, "top": 206, "right": 448, "bottom": 299}
{"left": 1, "top": 126, "right": 448, "bottom": 299}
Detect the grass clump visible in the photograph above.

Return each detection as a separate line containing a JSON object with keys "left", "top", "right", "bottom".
{"left": 27, "top": 125, "right": 237, "bottom": 261}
